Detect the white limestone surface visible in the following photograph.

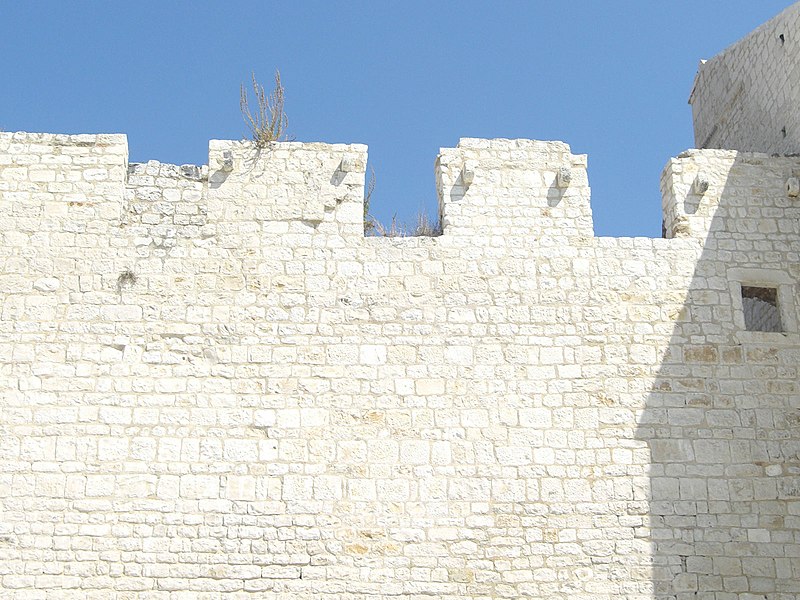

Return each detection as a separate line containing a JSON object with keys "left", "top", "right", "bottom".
{"left": 691, "top": 2, "right": 800, "bottom": 155}
{"left": 1, "top": 131, "right": 799, "bottom": 598}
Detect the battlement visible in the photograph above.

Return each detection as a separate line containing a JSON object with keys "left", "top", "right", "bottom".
{"left": 5, "top": 131, "right": 800, "bottom": 257}
{"left": 4, "top": 132, "right": 597, "bottom": 246}
{"left": 4, "top": 13, "right": 800, "bottom": 590}
{"left": 3, "top": 127, "right": 800, "bottom": 599}
{"left": 661, "top": 148, "right": 800, "bottom": 248}
{"left": 436, "top": 138, "right": 592, "bottom": 242}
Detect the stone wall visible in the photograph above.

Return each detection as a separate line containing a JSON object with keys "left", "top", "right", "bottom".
{"left": 1, "top": 131, "right": 799, "bottom": 598}
{"left": 690, "top": 3, "right": 800, "bottom": 155}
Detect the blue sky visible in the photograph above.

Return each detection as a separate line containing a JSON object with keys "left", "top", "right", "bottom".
{"left": 0, "top": 1, "right": 793, "bottom": 237}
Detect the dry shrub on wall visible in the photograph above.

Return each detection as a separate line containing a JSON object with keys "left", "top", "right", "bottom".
{"left": 240, "top": 70, "right": 289, "bottom": 147}
{"left": 238, "top": 73, "right": 438, "bottom": 236}
{"left": 363, "top": 168, "right": 441, "bottom": 237}
{"left": 371, "top": 211, "right": 442, "bottom": 238}
{"left": 364, "top": 167, "right": 377, "bottom": 234}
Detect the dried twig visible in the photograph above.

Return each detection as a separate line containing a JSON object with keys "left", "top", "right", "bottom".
{"left": 364, "top": 167, "right": 377, "bottom": 234}
{"left": 240, "top": 70, "right": 288, "bottom": 147}
{"left": 371, "top": 211, "right": 442, "bottom": 238}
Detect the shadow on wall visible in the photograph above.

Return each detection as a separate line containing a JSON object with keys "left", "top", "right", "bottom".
{"left": 638, "top": 152, "right": 800, "bottom": 599}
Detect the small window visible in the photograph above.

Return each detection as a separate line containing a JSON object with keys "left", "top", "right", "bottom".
{"left": 741, "top": 286, "right": 782, "bottom": 332}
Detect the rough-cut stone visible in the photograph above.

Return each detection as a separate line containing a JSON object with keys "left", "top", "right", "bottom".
{"left": 2, "top": 5, "right": 800, "bottom": 598}
{"left": 691, "top": 3, "right": 800, "bottom": 154}
{"left": 32, "top": 277, "right": 60, "bottom": 292}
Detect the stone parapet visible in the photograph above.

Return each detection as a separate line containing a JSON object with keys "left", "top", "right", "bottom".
{"left": 1, "top": 131, "right": 800, "bottom": 598}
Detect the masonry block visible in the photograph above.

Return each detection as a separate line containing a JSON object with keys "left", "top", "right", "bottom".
{"left": 207, "top": 140, "right": 366, "bottom": 240}
{"left": 435, "top": 138, "right": 593, "bottom": 241}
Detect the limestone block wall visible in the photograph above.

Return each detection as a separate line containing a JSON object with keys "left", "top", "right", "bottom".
{"left": 123, "top": 161, "right": 209, "bottom": 259}
{"left": 436, "top": 139, "right": 592, "bottom": 243}
{"left": 690, "top": 2, "right": 800, "bottom": 154}
{"left": 1, "top": 131, "right": 799, "bottom": 599}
